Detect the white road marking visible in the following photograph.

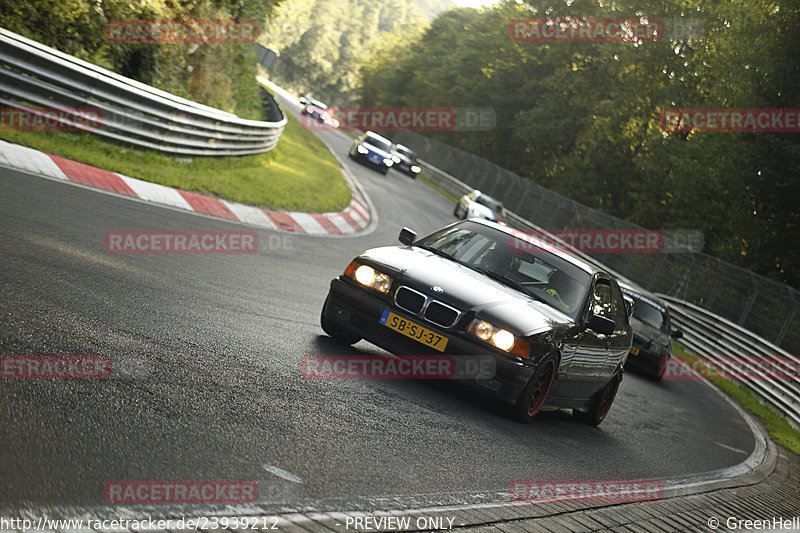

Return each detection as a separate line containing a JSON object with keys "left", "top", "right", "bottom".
{"left": 262, "top": 464, "right": 303, "bottom": 484}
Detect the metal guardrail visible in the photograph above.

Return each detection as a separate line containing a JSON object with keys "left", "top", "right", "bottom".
{"left": 419, "top": 160, "right": 633, "bottom": 277}
{"left": 0, "top": 27, "right": 286, "bottom": 156}
{"left": 399, "top": 131, "right": 800, "bottom": 356}
{"left": 661, "top": 296, "right": 800, "bottom": 428}
{"left": 419, "top": 159, "right": 800, "bottom": 427}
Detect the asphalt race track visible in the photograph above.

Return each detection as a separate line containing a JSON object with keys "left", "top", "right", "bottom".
{"left": 0, "top": 108, "right": 757, "bottom": 515}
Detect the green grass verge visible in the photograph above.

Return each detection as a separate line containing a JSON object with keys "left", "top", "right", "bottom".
{"left": 672, "top": 341, "right": 800, "bottom": 455}
{"left": 0, "top": 106, "right": 351, "bottom": 213}
{"left": 419, "top": 175, "right": 459, "bottom": 203}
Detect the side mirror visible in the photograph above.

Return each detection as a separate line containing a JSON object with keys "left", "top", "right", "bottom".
{"left": 623, "top": 295, "right": 635, "bottom": 317}
{"left": 587, "top": 314, "right": 615, "bottom": 335}
{"left": 671, "top": 329, "right": 683, "bottom": 339}
{"left": 399, "top": 227, "right": 417, "bottom": 246}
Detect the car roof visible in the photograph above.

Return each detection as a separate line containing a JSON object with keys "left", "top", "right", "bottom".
{"left": 365, "top": 131, "right": 391, "bottom": 142}
{"left": 476, "top": 192, "right": 502, "bottom": 204}
{"left": 303, "top": 97, "right": 327, "bottom": 108}
{"left": 618, "top": 281, "right": 669, "bottom": 310}
{"left": 467, "top": 218, "right": 600, "bottom": 276}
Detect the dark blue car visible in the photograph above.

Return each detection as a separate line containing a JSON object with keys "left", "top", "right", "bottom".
{"left": 349, "top": 131, "right": 395, "bottom": 174}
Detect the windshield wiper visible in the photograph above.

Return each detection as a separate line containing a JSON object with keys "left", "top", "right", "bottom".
{"left": 417, "top": 244, "right": 459, "bottom": 263}
{"left": 471, "top": 266, "right": 544, "bottom": 300}
{"left": 414, "top": 246, "right": 547, "bottom": 303}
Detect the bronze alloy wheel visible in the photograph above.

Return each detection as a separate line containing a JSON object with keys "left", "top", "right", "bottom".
{"left": 528, "top": 359, "right": 556, "bottom": 416}
{"left": 513, "top": 354, "right": 558, "bottom": 423}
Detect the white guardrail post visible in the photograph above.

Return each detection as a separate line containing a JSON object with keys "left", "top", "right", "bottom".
{"left": 418, "top": 159, "right": 800, "bottom": 428}
{"left": 0, "top": 27, "right": 286, "bottom": 156}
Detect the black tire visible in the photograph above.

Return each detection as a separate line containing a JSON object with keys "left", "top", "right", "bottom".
{"left": 320, "top": 296, "right": 361, "bottom": 345}
{"left": 381, "top": 167, "right": 389, "bottom": 175}
{"left": 453, "top": 204, "right": 463, "bottom": 217}
{"left": 511, "top": 354, "right": 558, "bottom": 423}
{"left": 574, "top": 372, "right": 621, "bottom": 426}
{"left": 653, "top": 357, "right": 668, "bottom": 381}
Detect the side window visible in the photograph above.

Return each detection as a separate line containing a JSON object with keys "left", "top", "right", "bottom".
{"left": 591, "top": 281, "right": 613, "bottom": 319}
{"left": 610, "top": 282, "right": 628, "bottom": 330}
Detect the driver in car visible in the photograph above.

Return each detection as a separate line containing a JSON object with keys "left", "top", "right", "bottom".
{"left": 544, "top": 270, "right": 576, "bottom": 313}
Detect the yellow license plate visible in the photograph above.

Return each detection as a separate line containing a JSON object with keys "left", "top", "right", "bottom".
{"left": 630, "top": 346, "right": 640, "bottom": 356}
{"left": 380, "top": 310, "right": 449, "bottom": 352}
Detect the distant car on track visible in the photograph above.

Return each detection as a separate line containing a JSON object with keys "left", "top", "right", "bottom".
{"left": 299, "top": 96, "right": 332, "bottom": 125}
{"left": 454, "top": 190, "right": 507, "bottom": 225}
{"left": 299, "top": 95, "right": 326, "bottom": 109}
{"left": 321, "top": 218, "right": 633, "bottom": 425}
{"left": 349, "top": 131, "right": 395, "bottom": 174}
{"left": 620, "top": 283, "right": 683, "bottom": 381}
{"left": 301, "top": 104, "right": 327, "bottom": 124}
{"left": 390, "top": 144, "right": 422, "bottom": 178}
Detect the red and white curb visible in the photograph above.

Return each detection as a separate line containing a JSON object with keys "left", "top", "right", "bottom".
{"left": 0, "top": 140, "right": 372, "bottom": 235}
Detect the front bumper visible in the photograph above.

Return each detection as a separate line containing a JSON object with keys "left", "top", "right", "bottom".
{"left": 395, "top": 162, "right": 420, "bottom": 175}
{"left": 624, "top": 345, "right": 668, "bottom": 376}
{"left": 323, "top": 278, "right": 535, "bottom": 404}
{"left": 353, "top": 150, "right": 391, "bottom": 170}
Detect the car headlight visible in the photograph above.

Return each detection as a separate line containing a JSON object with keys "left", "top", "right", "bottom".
{"left": 392, "top": 155, "right": 401, "bottom": 164}
{"left": 383, "top": 158, "right": 394, "bottom": 167}
{"left": 468, "top": 318, "right": 530, "bottom": 358}
{"left": 357, "top": 145, "right": 369, "bottom": 155}
{"left": 411, "top": 165, "right": 421, "bottom": 173}
{"left": 344, "top": 261, "right": 393, "bottom": 294}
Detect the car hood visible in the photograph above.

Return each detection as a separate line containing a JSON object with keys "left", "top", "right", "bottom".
{"left": 359, "top": 245, "right": 573, "bottom": 336}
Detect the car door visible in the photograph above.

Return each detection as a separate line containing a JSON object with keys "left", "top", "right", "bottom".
{"left": 553, "top": 277, "right": 612, "bottom": 400}
{"left": 606, "top": 279, "right": 633, "bottom": 373}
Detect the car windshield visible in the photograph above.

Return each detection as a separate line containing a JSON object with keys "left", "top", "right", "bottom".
{"left": 476, "top": 195, "right": 503, "bottom": 212}
{"left": 365, "top": 134, "right": 392, "bottom": 152}
{"left": 395, "top": 146, "right": 414, "bottom": 158}
{"left": 630, "top": 296, "right": 668, "bottom": 331}
{"left": 417, "top": 221, "right": 591, "bottom": 319}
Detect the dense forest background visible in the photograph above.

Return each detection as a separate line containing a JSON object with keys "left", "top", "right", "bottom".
{"left": 357, "top": 0, "right": 800, "bottom": 287}
{"left": 1, "top": 0, "right": 798, "bottom": 286}
{"left": 0, "top": 0, "right": 283, "bottom": 118}
{"left": 260, "top": 0, "right": 454, "bottom": 105}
